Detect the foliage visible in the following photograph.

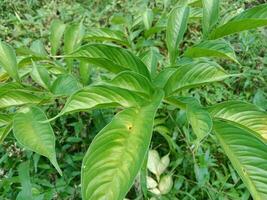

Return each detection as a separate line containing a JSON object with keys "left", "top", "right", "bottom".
{"left": 1, "top": 0, "right": 267, "bottom": 200}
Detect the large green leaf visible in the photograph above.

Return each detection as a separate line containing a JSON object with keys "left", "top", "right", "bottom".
{"left": 213, "top": 120, "right": 267, "bottom": 200}
{"left": 202, "top": 0, "right": 219, "bottom": 37}
{"left": 0, "top": 90, "right": 43, "bottom": 109}
{"left": 107, "top": 71, "right": 154, "bottom": 96}
{"left": 81, "top": 90, "right": 164, "bottom": 200}
{"left": 13, "top": 106, "right": 62, "bottom": 175}
{"left": 209, "top": 101, "right": 267, "bottom": 141}
{"left": 209, "top": 4, "right": 267, "bottom": 39}
{"left": 84, "top": 28, "right": 129, "bottom": 47}
{"left": 50, "top": 19, "right": 66, "bottom": 56}
{"left": 69, "top": 44, "right": 150, "bottom": 78}
{"left": 0, "top": 41, "right": 20, "bottom": 81}
{"left": 141, "top": 47, "right": 161, "bottom": 79}
{"left": 166, "top": 6, "right": 190, "bottom": 65}
{"left": 164, "top": 60, "right": 230, "bottom": 96}
{"left": 58, "top": 85, "right": 148, "bottom": 117}
{"left": 184, "top": 39, "right": 238, "bottom": 63}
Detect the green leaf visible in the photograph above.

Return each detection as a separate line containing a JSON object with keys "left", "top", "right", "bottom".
{"left": 31, "top": 62, "right": 51, "bottom": 90}
{"left": 0, "top": 113, "right": 12, "bottom": 127}
{"left": 209, "top": 4, "right": 267, "bottom": 39}
{"left": 58, "top": 85, "right": 149, "bottom": 117}
{"left": 81, "top": 91, "right": 164, "bottom": 200}
{"left": 143, "top": 8, "right": 154, "bottom": 30}
{"left": 17, "top": 161, "right": 33, "bottom": 200}
{"left": 79, "top": 61, "right": 91, "bottom": 86}
{"left": 0, "top": 123, "right": 12, "bottom": 144}
{"left": 166, "top": 6, "right": 190, "bottom": 65}
{"left": 51, "top": 74, "right": 81, "bottom": 96}
{"left": 153, "top": 68, "right": 176, "bottom": 88}
{"left": 30, "top": 40, "right": 47, "bottom": 57}
{"left": 107, "top": 71, "right": 154, "bottom": 96}
{"left": 164, "top": 60, "right": 230, "bottom": 96}
{"left": 181, "top": 97, "right": 212, "bottom": 141}
{"left": 70, "top": 44, "right": 150, "bottom": 78}
{"left": 202, "top": 0, "right": 219, "bottom": 37}
{"left": 13, "top": 106, "right": 62, "bottom": 175}
{"left": 213, "top": 119, "right": 267, "bottom": 200}
{"left": 0, "top": 90, "right": 42, "bottom": 109}
{"left": 64, "top": 22, "right": 85, "bottom": 70}
{"left": 189, "top": 7, "right": 203, "bottom": 19}
{"left": 141, "top": 47, "right": 161, "bottom": 78}
{"left": 209, "top": 101, "right": 267, "bottom": 141}
{"left": 50, "top": 19, "right": 66, "bottom": 56}
{"left": 84, "top": 28, "right": 129, "bottom": 47}
{"left": 184, "top": 39, "right": 238, "bottom": 63}
{"left": 0, "top": 41, "right": 20, "bottom": 81}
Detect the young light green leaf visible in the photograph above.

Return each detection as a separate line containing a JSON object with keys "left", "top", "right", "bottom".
{"left": 58, "top": 85, "right": 149, "bottom": 117}
{"left": 159, "top": 175, "right": 173, "bottom": 195}
{"left": 214, "top": 120, "right": 267, "bottom": 200}
{"left": 209, "top": 101, "right": 267, "bottom": 141}
{"left": 209, "top": 4, "right": 267, "bottom": 39}
{"left": 0, "top": 41, "right": 20, "bottom": 81}
{"left": 166, "top": 6, "right": 190, "bottom": 65}
{"left": 84, "top": 28, "right": 129, "bottom": 47}
{"left": 184, "top": 39, "right": 239, "bottom": 63}
{"left": 70, "top": 44, "right": 150, "bottom": 78}
{"left": 164, "top": 60, "right": 230, "bottom": 96}
{"left": 147, "top": 150, "right": 170, "bottom": 178}
{"left": 81, "top": 91, "right": 164, "bottom": 200}
{"left": 13, "top": 106, "right": 62, "bottom": 175}
{"left": 143, "top": 8, "right": 154, "bottom": 30}
{"left": 51, "top": 74, "right": 81, "bottom": 96}
{"left": 202, "top": 0, "right": 219, "bottom": 37}
{"left": 50, "top": 19, "right": 66, "bottom": 56}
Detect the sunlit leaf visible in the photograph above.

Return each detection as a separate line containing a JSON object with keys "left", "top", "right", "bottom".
{"left": 209, "top": 101, "right": 267, "bottom": 141}
{"left": 0, "top": 41, "right": 20, "bottom": 81}
{"left": 202, "top": 0, "right": 219, "bottom": 37}
{"left": 214, "top": 120, "right": 267, "bottom": 200}
{"left": 50, "top": 19, "right": 66, "bottom": 55}
{"left": 58, "top": 85, "right": 149, "bottom": 117}
{"left": 51, "top": 74, "right": 81, "bottom": 96}
{"left": 164, "top": 60, "right": 230, "bottom": 96}
{"left": 13, "top": 106, "right": 62, "bottom": 175}
{"left": 84, "top": 28, "right": 129, "bottom": 47}
{"left": 81, "top": 91, "right": 163, "bottom": 199}
{"left": 184, "top": 39, "right": 238, "bottom": 63}
{"left": 166, "top": 6, "right": 190, "bottom": 64}
{"left": 69, "top": 44, "right": 150, "bottom": 78}
{"left": 209, "top": 4, "right": 267, "bottom": 39}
